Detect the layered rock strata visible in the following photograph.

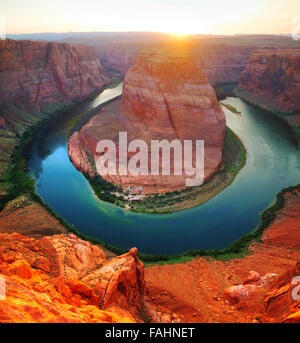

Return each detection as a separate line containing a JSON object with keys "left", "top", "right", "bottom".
{"left": 69, "top": 50, "right": 226, "bottom": 194}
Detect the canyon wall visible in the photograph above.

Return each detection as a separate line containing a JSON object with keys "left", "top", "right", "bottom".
{"left": 0, "top": 39, "right": 111, "bottom": 110}
{"left": 236, "top": 49, "right": 300, "bottom": 144}
{"left": 69, "top": 49, "right": 226, "bottom": 194}
{"left": 0, "top": 39, "right": 111, "bottom": 198}
{"left": 236, "top": 49, "right": 300, "bottom": 114}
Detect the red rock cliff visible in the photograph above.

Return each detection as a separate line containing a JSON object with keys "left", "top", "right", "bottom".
{"left": 69, "top": 49, "right": 226, "bottom": 194}
{"left": 0, "top": 39, "right": 111, "bottom": 196}
{"left": 0, "top": 39, "right": 111, "bottom": 111}
{"left": 0, "top": 233, "right": 151, "bottom": 323}
{"left": 237, "top": 49, "right": 300, "bottom": 114}
{"left": 264, "top": 262, "right": 300, "bottom": 323}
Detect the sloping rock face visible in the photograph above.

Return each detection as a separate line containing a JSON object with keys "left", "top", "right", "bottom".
{"left": 69, "top": 50, "right": 226, "bottom": 194}
{"left": 0, "top": 39, "right": 111, "bottom": 197}
{"left": 145, "top": 188, "right": 300, "bottom": 323}
{"left": 0, "top": 195, "right": 67, "bottom": 238}
{"left": 0, "top": 39, "right": 111, "bottom": 110}
{"left": 237, "top": 49, "right": 300, "bottom": 114}
{"left": 0, "top": 233, "right": 150, "bottom": 323}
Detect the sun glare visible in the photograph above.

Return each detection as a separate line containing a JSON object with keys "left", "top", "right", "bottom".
{"left": 164, "top": 24, "right": 209, "bottom": 37}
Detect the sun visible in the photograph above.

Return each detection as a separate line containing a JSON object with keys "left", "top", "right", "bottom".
{"left": 163, "top": 23, "right": 209, "bottom": 37}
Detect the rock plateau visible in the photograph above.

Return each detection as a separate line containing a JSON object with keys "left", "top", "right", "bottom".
{"left": 69, "top": 49, "right": 226, "bottom": 194}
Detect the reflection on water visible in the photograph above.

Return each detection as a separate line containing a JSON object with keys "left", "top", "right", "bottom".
{"left": 26, "top": 85, "right": 300, "bottom": 255}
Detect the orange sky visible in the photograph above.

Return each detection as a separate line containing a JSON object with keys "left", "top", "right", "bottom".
{"left": 2, "top": 0, "right": 300, "bottom": 35}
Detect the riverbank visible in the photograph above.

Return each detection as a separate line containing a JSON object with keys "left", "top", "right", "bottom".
{"left": 0, "top": 83, "right": 126, "bottom": 254}
{"left": 2, "top": 86, "right": 299, "bottom": 264}
{"left": 214, "top": 81, "right": 238, "bottom": 100}
{"left": 222, "top": 103, "right": 241, "bottom": 116}
{"left": 145, "top": 189, "right": 300, "bottom": 322}
{"left": 98, "top": 126, "right": 246, "bottom": 214}
{"left": 1, "top": 91, "right": 248, "bottom": 263}
{"left": 67, "top": 79, "right": 123, "bottom": 136}
{"left": 235, "top": 87, "right": 300, "bottom": 146}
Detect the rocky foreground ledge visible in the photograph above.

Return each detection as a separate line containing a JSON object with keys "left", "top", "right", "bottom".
{"left": 1, "top": 216, "right": 300, "bottom": 323}
{"left": 0, "top": 232, "right": 161, "bottom": 323}
{"left": 0, "top": 188, "right": 300, "bottom": 323}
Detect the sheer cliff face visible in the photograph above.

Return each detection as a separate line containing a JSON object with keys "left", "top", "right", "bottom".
{"left": 0, "top": 39, "right": 111, "bottom": 110}
{"left": 69, "top": 50, "right": 226, "bottom": 194}
{"left": 237, "top": 49, "right": 300, "bottom": 114}
{"left": 0, "top": 39, "right": 111, "bottom": 195}
{"left": 122, "top": 50, "right": 225, "bottom": 145}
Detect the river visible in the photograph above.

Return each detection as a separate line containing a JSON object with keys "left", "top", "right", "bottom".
{"left": 25, "top": 82, "right": 300, "bottom": 255}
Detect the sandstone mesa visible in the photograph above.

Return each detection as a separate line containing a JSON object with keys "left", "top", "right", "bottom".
{"left": 69, "top": 49, "right": 226, "bottom": 194}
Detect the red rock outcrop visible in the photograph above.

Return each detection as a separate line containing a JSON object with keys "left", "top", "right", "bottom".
{"left": 264, "top": 262, "right": 300, "bottom": 323}
{"left": 237, "top": 49, "right": 300, "bottom": 114}
{"left": 224, "top": 271, "right": 278, "bottom": 305}
{"left": 0, "top": 233, "right": 151, "bottom": 323}
{"left": 0, "top": 39, "right": 111, "bottom": 111}
{"left": 0, "top": 39, "right": 111, "bottom": 197}
{"left": 69, "top": 49, "right": 226, "bottom": 194}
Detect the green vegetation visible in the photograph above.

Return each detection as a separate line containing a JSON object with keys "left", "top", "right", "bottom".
{"left": 222, "top": 103, "right": 241, "bottom": 115}
{"left": 142, "top": 182, "right": 300, "bottom": 264}
{"left": 1, "top": 81, "right": 299, "bottom": 266}
{"left": 1, "top": 194, "right": 34, "bottom": 215}
{"left": 86, "top": 126, "right": 246, "bottom": 213}
{"left": 87, "top": 174, "right": 125, "bottom": 206}
{"left": 0, "top": 120, "right": 43, "bottom": 210}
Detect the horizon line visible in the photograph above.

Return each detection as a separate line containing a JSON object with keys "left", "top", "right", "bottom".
{"left": 5, "top": 31, "right": 293, "bottom": 37}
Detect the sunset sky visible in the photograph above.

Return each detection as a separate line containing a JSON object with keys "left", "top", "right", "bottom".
{"left": 1, "top": 0, "right": 300, "bottom": 35}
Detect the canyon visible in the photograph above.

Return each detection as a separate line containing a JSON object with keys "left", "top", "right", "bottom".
{"left": 1, "top": 188, "right": 300, "bottom": 322}
{"left": 0, "top": 39, "right": 111, "bottom": 200}
{"left": 69, "top": 49, "right": 226, "bottom": 196}
{"left": 0, "top": 36, "right": 300, "bottom": 323}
